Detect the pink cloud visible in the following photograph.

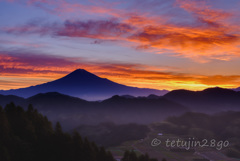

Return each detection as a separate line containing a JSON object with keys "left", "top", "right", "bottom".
{"left": 1, "top": 49, "right": 240, "bottom": 90}
{"left": 2, "top": 0, "right": 240, "bottom": 62}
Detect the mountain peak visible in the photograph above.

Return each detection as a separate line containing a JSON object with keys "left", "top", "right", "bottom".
{"left": 69, "top": 69, "right": 94, "bottom": 76}
{"left": 0, "top": 69, "right": 168, "bottom": 100}
{"left": 62, "top": 69, "right": 100, "bottom": 81}
{"left": 202, "top": 87, "right": 235, "bottom": 94}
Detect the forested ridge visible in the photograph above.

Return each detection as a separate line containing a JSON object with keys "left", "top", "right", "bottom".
{"left": 0, "top": 103, "right": 160, "bottom": 161}
{"left": 0, "top": 103, "right": 116, "bottom": 161}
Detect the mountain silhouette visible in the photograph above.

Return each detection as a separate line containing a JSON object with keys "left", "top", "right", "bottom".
{"left": 163, "top": 87, "right": 240, "bottom": 112}
{"left": 0, "top": 92, "right": 188, "bottom": 130}
{"left": 1, "top": 87, "right": 240, "bottom": 129}
{"left": 0, "top": 69, "right": 168, "bottom": 100}
{"left": 234, "top": 87, "right": 240, "bottom": 91}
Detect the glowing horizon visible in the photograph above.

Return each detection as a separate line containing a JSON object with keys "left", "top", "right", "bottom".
{"left": 1, "top": 0, "right": 240, "bottom": 91}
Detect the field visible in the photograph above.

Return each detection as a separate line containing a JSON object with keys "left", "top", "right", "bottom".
{"left": 108, "top": 127, "right": 240, "bottom": 161}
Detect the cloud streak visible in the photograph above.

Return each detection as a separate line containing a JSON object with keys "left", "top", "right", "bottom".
{"left": 57, "top": 19, "right": 134, "bottom": 40}
{"left": 1, "top": 49, "right": 240, "bottom": 91}
{"left": 2, "top": 0, "right": 240, "bottom": 62}
{"left": 1, "top": 0, "right": 240, "bottom": 91}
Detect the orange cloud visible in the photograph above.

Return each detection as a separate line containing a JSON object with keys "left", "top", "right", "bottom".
{"left": 176, "top": 0, "right": 232, "bottom": 23}
{"left": 2, "top": 0, "right": 240, "bottom": 62}
{"left": 1, "top": 51, "right": 240, "bottom": 91}
{"left": 129, "top": 24, "right": 240, "bottom": 62}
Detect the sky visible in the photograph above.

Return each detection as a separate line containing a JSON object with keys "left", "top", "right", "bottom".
{"left": 0, "top": 0, "right": 240, "bottom": 91}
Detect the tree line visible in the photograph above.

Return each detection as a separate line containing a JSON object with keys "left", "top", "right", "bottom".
{"left": 0, "top": 103, "right": 162, "bottom": 161}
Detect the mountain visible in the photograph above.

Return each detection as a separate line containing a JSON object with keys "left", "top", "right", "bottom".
{"left": 0, "top": 92, "right": 188, "bottom": 130}
{"left": 163, "top": 87, "right": 240, "bottom": 112}
{"left": 2, "top": 87, "right": 240, "bottom": 129}
{"left": 0, "top": 69, "right": 168, "bottom": 100}
{"left": 0, "top": 94, "right": 25, "bottom": 107}
{"left": 27, "top": 92, "right": 90, "bottom": 110}
{"left": 234, "top": 87, "right": 240, "bottom": 91}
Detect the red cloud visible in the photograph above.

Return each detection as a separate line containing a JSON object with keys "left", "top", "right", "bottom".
{"left": 1, "top": 50, "right": 240, "bottom": 91}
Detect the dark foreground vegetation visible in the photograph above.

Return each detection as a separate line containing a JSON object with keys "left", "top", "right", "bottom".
{"left": 122, "top": 150, "right": 160, "bottom": 161}
{"left": 0, "top": 103, "right": 159, "bottom": 161}
{"left": 74, "top": 122, "right": 150, "bottom": 147}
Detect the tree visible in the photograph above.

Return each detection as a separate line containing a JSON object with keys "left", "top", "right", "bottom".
{"left": 55, "top": 122, "right": 63, "bottom": 135}
{"left": 0, "top": 103, "right": 116, "bottom": 161}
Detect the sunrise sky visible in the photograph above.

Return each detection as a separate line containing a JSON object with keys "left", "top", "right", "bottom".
{"left": 1, "top": 0, "right": 240, "bottom": 91}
